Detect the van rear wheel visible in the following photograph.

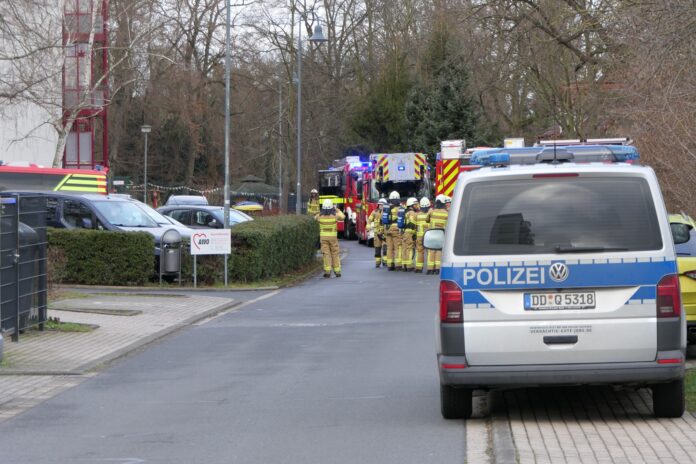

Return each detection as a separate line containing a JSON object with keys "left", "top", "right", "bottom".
{"left": 440, "top": 384, "right": 472, "bottom": 419}
{"left": 652, "top": 379, "right": 685, "bottom": 418}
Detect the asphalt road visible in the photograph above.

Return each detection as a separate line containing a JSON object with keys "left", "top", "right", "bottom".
{"left": 0, "top": 241, "right": 465, "bottom": 463}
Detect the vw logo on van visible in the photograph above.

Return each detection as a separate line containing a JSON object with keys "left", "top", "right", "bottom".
{"left": 549, "top": 262, "right": 569, "bottom": 282}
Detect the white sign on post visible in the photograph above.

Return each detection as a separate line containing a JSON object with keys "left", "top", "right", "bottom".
{"left": 190, "top": 229, "right": 231, "bottom": 255}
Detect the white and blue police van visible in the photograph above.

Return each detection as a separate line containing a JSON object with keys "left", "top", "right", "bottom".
{"left": 424, "top": 144, "right": 686, "bottom": 419}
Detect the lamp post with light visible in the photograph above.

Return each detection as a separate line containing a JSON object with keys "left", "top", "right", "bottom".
{"left": 141, "top": 124, "right": 151, "bottom": 203}
{"left": 295, "top": 14, "right": 328, "bottom": 214}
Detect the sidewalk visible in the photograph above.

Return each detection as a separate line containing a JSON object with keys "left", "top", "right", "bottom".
{"left": 0, "top": 293, "right": 236, "bottom": 423}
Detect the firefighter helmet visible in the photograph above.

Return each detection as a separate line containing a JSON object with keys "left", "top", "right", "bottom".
{"left": 406, "top": 197, "right": 418, "bottom": 208}
{"left": 377, "top": 198, "right": 388, "bottom": 206}
{"left": 389, "top": 191, "right": 400, "bottom": 200}
{"left": 310, "top": 189, "right": 318, "bottom": 194}
{"left": 443, "top": 195, "right": 452, "bottom": 204}
{"left": 420, "top": 197, "right": 431, "bottom": 208}
{"left": 322, "top": 199, "right": 334, "bottom": 210}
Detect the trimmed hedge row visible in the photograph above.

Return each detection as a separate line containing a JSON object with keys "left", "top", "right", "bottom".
{"left": 48, "top": 215, "right": 318, "bottom": 286}
{"left": 180, "top": 215, "right": 318, "bottom": 283}
{"left": 48, "top": 229, "right": 154, "bottom": 285}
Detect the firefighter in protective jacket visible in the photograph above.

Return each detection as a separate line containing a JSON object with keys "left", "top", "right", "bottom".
{"left": 307, "top": 189, "right": 320, "bottom": 216}
{"left": 427, "top": 194, "right": 449, "bottom": 275}
{"left": 415, "top": 197, "right": 430, "bottom": 273}
{"left": 315, "top": 199, "right": 345, "bottom": 278}
{"left": 368, "top": 198, "right": 388, "bottom": 267}
{"left": 385, "top": 191, "right": 402, "bottom": 271}
{"left": 402, "top": 197, "right": 419, "bottom": 271}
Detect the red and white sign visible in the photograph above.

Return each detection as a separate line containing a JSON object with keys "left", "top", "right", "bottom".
{"left": 190, "top": 229, "right": 231, "bottom": 255}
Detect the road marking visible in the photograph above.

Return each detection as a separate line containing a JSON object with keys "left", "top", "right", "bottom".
{"left": 194, "top": 290, "right": 280, "bottom": 325}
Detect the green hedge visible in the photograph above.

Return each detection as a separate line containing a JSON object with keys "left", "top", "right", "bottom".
{"left": 48, "top": 228, "right": 154, "bottom": 285}
{"left": 181, "top": 215, "right": 318, "bottom": 284}
{"left": 47, "top": 215, "right": 318, "bottom": 286}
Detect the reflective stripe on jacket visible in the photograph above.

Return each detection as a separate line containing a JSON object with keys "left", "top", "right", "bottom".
{"left": 368, "top": 210, "right": 383, "bottom": 235}
{"left": 307, "top": 199, "right": 320, "bottom": 215}
{"left": 416, "top": 212, "right": 430, "bottom": 238}
{"left": 315, "top": 211, "right": 345, "bottom": 237}
{"left": 429, "top": 208, "right": 448, "bottom": 229}
{"left": 404, "top": 210, "right": 417, "bottom": 235}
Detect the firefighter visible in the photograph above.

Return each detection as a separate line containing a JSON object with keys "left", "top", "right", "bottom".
{"left": 385, "top": 190, "right": 402, "bottom": 271}
{"left": 368, "top": 198, "right": 388, "bottom": 267}
{"left": 315, "top": 199, "right": 345, "bottom": 278}
{"left": 415, "top": 197, "right": 430, "bottom": 273}
{"left": 427, "top": 194, "right": 449, "bottom": 275}
{"left": 402, "top": 197, "right": 419, "bottom": 271}
{"left": 307, "top": 189, "right": 320, "bottom": 216}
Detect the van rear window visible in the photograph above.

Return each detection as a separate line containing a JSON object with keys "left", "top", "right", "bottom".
{"left": 453, "top": 177, "right": 662, "bottom": 256}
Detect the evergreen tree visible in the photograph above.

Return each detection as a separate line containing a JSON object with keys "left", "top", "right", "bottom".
{"left": 350, "top": 56, "right": 412, "bottom": 152}
{"left": 406, "top": 58, "right": 481, "bottom": 156}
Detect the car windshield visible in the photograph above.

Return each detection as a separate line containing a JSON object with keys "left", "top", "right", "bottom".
{"left": 211, "top": 208, "right": 252, "bottom": 226}
{"left": 93, "top": 201, "right": 159, "bottom": 228}
{"left": 453, "top": 176, "right": 662, "bottom": 256}
{"left": 132, "top": 201, "right": 175, "bottom": 226}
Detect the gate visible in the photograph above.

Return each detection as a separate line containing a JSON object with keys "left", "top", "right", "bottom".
{"left": 0, "top": 194, "right": 48, "bottom": 341}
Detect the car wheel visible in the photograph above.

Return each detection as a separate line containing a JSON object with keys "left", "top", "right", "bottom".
{"left": 652, "top": 379, "right": 685, "bottom": 418}
{"left": 440, "top": 384, "right": 472, "bottom": 419}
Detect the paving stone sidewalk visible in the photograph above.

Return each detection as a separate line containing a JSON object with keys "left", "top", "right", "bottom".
{"left": 468, "top": 384, "right": 696, "bottom": 464}
{"left": 0, "top": 294, "right": 236, "bottom": 423}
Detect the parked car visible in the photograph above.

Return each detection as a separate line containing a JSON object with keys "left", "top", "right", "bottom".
{"left": 669, "top": 213, "right": 696, "bottom": 344}
{"left": 10, "top": 192, "right": 179, "bottom": 256}
{"left": 233, "top": 201, "right": 263, "bottom": 213}
{"left": 165, "top": 195, "right": 208, "bottom": 206}
{"left": 426, "top": 145, "right": 685, "bottom": 419}
{"left": 157, "top": 205, "right": 252, "bottom": 229}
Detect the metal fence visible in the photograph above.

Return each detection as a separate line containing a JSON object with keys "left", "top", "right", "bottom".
{"left": 0, "top": 194, "right": 48, "bottom": 341}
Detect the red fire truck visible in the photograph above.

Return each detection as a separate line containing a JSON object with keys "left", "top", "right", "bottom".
{"left": 355, "top": 153, "right": 432, "bottom": 245}
{"left": 317, "top": 156, "right": 371, "bottom": 239}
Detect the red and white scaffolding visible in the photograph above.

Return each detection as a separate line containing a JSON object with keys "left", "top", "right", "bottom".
{"left": 62, "top": 0, "right": 109, "bottom": 169}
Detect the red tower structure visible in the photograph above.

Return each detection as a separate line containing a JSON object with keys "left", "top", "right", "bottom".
{"left": 62, "top": 0, "right": 109, "bottom": 169}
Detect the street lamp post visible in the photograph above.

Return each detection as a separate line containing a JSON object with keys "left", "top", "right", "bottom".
{"left": 141, "top": 124, "right": 152, "bottom": 204}
{"left": 222, "top": 0, "right": 232, "bottom": 287}
{"left": 223, "top": 0, "right": 231, "bottom": 229}
{"left": 295, "top": 16, "right": 328, "bottom": 215}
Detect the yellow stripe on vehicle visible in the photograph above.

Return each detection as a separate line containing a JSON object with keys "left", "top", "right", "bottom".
{"left": 69, "top": 174, "right": 107, "bottom": 179}
{"left": 59, "top": 186, "right": 104, "bottom": 192}
{"left": 64, "top": 179, "right": 105, "bottom": 186}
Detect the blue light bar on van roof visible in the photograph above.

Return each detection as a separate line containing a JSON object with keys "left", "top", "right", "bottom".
{"left": 470, "top": 145, "right": 640, "bottom": 166}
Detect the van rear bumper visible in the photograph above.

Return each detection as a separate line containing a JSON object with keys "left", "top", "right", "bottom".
{"left": 438, "top": 354, "right": 684, "bottom": 388}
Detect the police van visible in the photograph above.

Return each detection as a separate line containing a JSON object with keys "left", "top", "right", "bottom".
{"left": 424, "top": 144, "right": 686, "bottom": 419}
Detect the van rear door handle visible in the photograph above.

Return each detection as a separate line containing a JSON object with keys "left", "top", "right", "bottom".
{"left": 543, "top": 335, "right": 578, "bottom": 345}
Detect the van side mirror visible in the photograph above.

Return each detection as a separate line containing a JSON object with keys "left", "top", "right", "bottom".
{"left": 424, "top": 229, "right": 445, "bottom": 250}
{"left": 207, "top": 218, "right": 220, "bottom": 228}
{"left": 81, "top": 217, "right": 93, "bottom": 229}
{"left": 671, "top": 223, "right": 691, "bottom": 245}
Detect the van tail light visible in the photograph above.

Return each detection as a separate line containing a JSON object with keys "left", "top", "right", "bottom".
{"left": 440, "top": 280, "right": 463, "bottom": 323}
{"left": 656, "top": 274, "right": 681, "bottom": 318}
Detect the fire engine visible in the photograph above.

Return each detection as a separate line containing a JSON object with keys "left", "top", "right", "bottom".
{"left": 317, "top": 156, "right": 371, "bottom": 239}
{"left": 434, "top": 140, "right": 486, "bottom": 198}
{"left": 355, "top": 153, "right": 432, "bottom": 245}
